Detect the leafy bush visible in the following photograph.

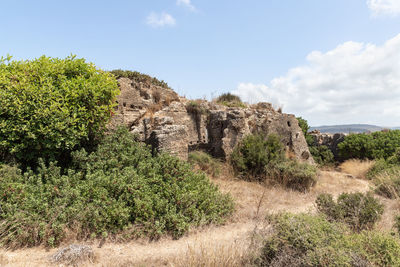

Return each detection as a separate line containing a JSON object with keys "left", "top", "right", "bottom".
{"left": 216, "top": 93, "right": 246, "bottom": 108}
{"left": 0, "top": 56, "right": 119, "bottom": 168}
{"left": 338, "top": 130, "right": 400, "bottom": 160}
{"left": 366, "top": 159, "right": 393, "bottom": 179}
{"left": 231, "top": 134, "right": 284, "bottom": 179}
{"left": 316, "top": 192, "right": 384, "bottom": 231}
{"left": 0, "top": 128, "right": 234, "bottom": 248}
{"left": 110, "top": 69, "right": 170, "bottom": 89}
{"left": 231, "top": 134, "right": 317, "bottom": 191}
{"left": 309, "top": 145, "right": 334, "bottom": 166}
{"left": 266, "top": 160, "right": 317, "bottom": 192}
{"left": 188, "top": 151, "right": 221, "bottom": 177}
{"left": 256, "top": 213, "right": 400, "bottom": 267}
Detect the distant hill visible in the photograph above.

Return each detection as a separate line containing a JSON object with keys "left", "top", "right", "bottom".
{"left": 310, "top": 124, "right": 384, "bottom": 134}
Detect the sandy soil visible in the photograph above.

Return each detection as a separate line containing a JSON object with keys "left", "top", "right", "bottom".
{"left": 0, "top": 170, "right": 385, "bottom": 267}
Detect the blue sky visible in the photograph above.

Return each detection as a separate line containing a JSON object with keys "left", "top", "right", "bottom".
{"left": 1, "top": 0, "right": 400, "bottom": 126}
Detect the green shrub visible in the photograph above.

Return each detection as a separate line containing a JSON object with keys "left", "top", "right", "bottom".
{"left": 316, "top": 192, "right": 384, "bottom": 231}
{"left": 0, "top": 56, "right": 119, "bottom": 168}
{"left": 110, "top": 69, "right": 170, "bottom": 89}
{"left": 231, "top": 134, "right": 284, "bottom": 179}
{"left": 188, "top": 151, "right": 221, "bottom": 177}
{"left": 256, "top": 213, "right": 400, "bottom": 267}
{"left": 185, "top": 100, "right": 206, "bottom": 115}
{"left": 231, "top": 134, "right": 317, "bottom": 191}
{"left": 267, "top": 160, "right": 317, "bottom": 192}
{"left": 366, "top": 159, "right": 393, "bottom": 179}
{"left": 338, "top": 130, "right": 400, "bottom": 161}
{"left": 216, "top": 93, "right": 246, "bottom": 108}
{"left": 0, "top": 128, "right": 234, "bottom": 248}
{"left": 365, "top": 153, "right": 400, "bottom": 199}
{"left": 309, "top": 145, "right": 335, "bottom": 166}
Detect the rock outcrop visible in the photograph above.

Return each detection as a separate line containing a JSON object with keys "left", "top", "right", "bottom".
{"left": 309, "top": 130, "right": 346, "bottom": 160}
{"left": 111, "top": 77, "right": 314, "bottom": 164}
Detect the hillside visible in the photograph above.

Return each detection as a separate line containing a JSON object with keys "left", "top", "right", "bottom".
{"left": 310, "top": 124, "right": 384, "bottom": 133}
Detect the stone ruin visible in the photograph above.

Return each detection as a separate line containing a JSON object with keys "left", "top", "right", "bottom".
{"left": 110, "top": 77, "right": 314, "bottom": 164}
{"left": 308, "top": 130, "right": 346, "bottom": 160}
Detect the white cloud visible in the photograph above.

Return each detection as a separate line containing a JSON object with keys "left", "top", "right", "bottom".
{"left": 232, "top": 34, "right": 400, "bottom": 126}
{"left": 146, "top": 12, "right": 176, "bottom": 28}
{"left": 367, "top": 0, "right": 400, "bottom": 16}
{"left": 176, "top": 0, "right": 196, "bottom": 12}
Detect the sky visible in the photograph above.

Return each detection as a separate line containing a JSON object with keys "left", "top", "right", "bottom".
{"left": 1, "top": 0, "right": 400, "bottom": 126}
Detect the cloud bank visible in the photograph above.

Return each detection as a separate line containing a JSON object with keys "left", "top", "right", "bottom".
{"left": 232, "top": 34, "right": 400, "bottom": 126}
{"left": 146, "top": 12, "right": 176, "bottom": 28}
{"left": 367, "top": 0, "right": 400, "bottom": 16}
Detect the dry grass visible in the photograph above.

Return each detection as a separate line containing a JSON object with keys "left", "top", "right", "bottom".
{"left": 169, "top": 240, "right": 249, "bottom": 267}
{"left": 0, "top": 253, "right": 9, "bottom": 266}
{"left": 51, "top": 244, "right": 95, "bottom": 266}
{"left": 339, "top": 159, "right": 375, "bottom": 179}
{"left": 375, "top": 197, "right": 400, "bottom": 232}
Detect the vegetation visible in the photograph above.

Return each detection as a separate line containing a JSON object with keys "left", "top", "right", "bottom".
{"left": 365, "top": 148, "right": 400, "bottom": 199}
{"left": 266, "top": 160, "right": 317, "bottom": 192}
{"left": 185, "top": 100, "right": 207, "bottom": 115}
{"left": 0, "top": 55, "right": 119, "bottom": 168}
{"left": 338, "top": 130, "right": 400, "bottom": 160}
{"left": 256, "top": 213, "right": 400, "bottom": 267}
{"left": 373, "top": 167, "right": 400, "bottom": 199}
{"left": 316, "top": 192, "right": 384, "bottom": 231}
{"left": 231, "top": 134, "right": 284, "bottom": 179}
{"left": 0, "top": 128, "right": 234, "bottom": 248}
{"left": 297, "top": 117, "right": 335, "bottom": 166}
{"left": 188, "top": 151, "right": 221, "bottom": 177}
{"left": 110, "top": 69, "right": 170, "bottom": 89}
{"left": 230, "top": 134, "right": 317, "bottom": 191}
{"left": 216, "top": 93, "right": 246, "bottom": 108}
{"left": 309, "top": 145, "right": 335, "bottom": 165}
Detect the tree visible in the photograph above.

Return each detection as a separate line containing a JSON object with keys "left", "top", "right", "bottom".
{"left": 0, "top": 55, "right": 119, "bottom": 167}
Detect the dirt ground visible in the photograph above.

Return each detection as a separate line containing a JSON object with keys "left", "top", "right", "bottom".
{"left": 0, "top": 169, "right": 396, "bottom": 267}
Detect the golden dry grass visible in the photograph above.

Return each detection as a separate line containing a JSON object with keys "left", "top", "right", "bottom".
{"left": 0, "top": 253, "right": 9, "bottom": 266}
{"left": 339, "top": 159, "right": 375, "bottom": 179}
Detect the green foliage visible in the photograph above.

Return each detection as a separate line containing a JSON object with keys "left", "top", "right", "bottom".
{"left": 0, "top": 56, "right": 119, "bottom": 168}
{"left": 309, "top": 145, "right": 335, "bottom": 166}
{"left": 366, "top": 149, "right": 400, "bottom": 199}
{"left": 267, "top": 160, "right": 318, "bottom": 192}
{"left": 231, "top": 134, "right": 284, "bottom": 179}
{"left": 188, "top": 151, "right": 221, "bottom": 177}
{"left": 296, "top": 117, "right": 309, "bottom": 137}
{"left": 338, "top": 130, "right": 400, "bottom": 160}
{"left": 230, "top": 134, "right": 317, "bottom": 191}
{"left": 110, "top": 69, "right": 170, "bottom": 89}
{"left": 185, "top": 100, "right": 206, "bottom": 115}
{"left": 216, "top": 93, "right": 246, "bottom": 108}
{"left": 316, "top": 192, "right": 384, "bottom": 231}
{"left": 0, "top": 128, "right": 234, "bottom": 248}
{"left": 256, "top": 213, "right": 400, "bottom": 267}
{"left": 296, "top": 117, "right": 335, "bottom": 166}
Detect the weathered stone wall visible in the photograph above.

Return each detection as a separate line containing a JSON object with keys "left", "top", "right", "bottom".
{"left": 111, "top": 77, "right": 314, "bottom": 164}
{"left": 309, "top": 130, "right": 346, "bottom": 160}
